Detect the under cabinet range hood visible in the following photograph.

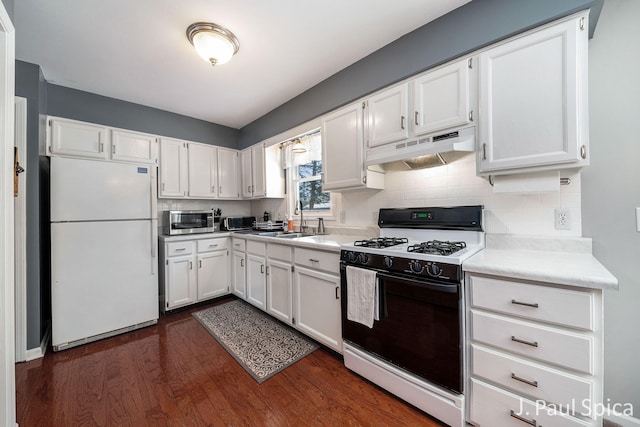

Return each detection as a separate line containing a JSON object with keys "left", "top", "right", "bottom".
{"left": 365, "top": 126, "right": 476, "bottom": 170}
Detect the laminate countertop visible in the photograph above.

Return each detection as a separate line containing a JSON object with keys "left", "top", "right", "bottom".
{"left": 463, "top": 234, "right": 618, "bottom": 290}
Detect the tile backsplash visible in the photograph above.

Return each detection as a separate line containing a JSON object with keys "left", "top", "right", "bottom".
{"left": 337, "top": 153, "right": 582, "bottom": 236}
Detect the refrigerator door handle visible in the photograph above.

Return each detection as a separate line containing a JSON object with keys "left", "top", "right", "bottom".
{"left": 150, "top": 166, "right": 158, "bottom": 274}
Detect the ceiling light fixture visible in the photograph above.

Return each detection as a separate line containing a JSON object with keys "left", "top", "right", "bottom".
{"left": 291, "top": 138, "right": 307, "bottom": 154}
{"left": 186, "top": 22, "right": 239, "bottom": 66}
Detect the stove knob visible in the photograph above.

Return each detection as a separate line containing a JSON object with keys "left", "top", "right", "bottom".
{"left": 410, "top": 260, "right": 424, "bottom": 274}
{"left": 384, "top": 256, "right": 393, "bottom": 269}
{"left": 359, "top": 253, "right": 370, "bottom": 265}
{"left": 347, "top": 251, "right": 357, "bottom": 263}
{"left": 428, "top": 263, "right": 442, "bottom": 277}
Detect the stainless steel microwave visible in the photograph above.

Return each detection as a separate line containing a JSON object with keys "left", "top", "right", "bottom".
{"left": 162, "top": 210, "right": 216, "bottom": 235}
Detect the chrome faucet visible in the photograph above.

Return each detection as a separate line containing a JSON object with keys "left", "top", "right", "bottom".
{"left": 299, "top": 200, "right": 305, "bottom": 233}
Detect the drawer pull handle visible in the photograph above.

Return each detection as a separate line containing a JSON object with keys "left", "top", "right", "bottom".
{"left": 511, "top": 299, "right": 539, "bottom": 308}
{"left": 175, "top": 248, "right": 186, "bottom": 252}
{"left": 510, "top": 410, "right": 538, "bottom": 426}
{"left": 209, "top": 244, "right": 218, "bottom": 248}
{"left": 511, "top": 336, "right": 538, "bottom": 347}
{"left": 511, "top": 373, "right": 539, "bottom": 387}
{"left": 309, "top": 258, "right": 319, "bottom": 263}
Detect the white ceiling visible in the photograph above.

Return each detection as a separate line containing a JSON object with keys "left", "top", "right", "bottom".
{"left": 14, "top": 0, "right": 469, "bottom": 129}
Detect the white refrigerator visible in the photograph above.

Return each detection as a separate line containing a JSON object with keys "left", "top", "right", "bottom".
{"left": 50, "top": 156, "right": 159, "bottom": 350}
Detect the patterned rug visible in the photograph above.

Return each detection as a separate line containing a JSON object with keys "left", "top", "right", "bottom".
{"left": 193, "top": 299, "right": 319, "bottom": 383}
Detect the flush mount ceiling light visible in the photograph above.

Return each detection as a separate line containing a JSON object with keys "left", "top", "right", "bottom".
{"left": 186, "top": 22, "right": 239, "bottom": 66}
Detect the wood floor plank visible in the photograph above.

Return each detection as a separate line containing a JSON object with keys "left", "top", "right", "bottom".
{"left": 16, "top": 297, "right": 446, "bottom": 426}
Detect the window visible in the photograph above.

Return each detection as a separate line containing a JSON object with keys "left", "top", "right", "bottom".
{"left": 284, "top": 131, "right": 333, "bottom": 218}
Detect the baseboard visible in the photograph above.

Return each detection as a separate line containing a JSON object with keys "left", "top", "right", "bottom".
{"left": 25, "top": 322, "right": 50, "bottom": 361}
{"left": 604, "top": 413, "right": 640, "bottom": 427}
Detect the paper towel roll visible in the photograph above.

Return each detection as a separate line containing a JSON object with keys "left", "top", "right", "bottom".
{"left": 492, "top": 170, "right": 560, "bottom": 193}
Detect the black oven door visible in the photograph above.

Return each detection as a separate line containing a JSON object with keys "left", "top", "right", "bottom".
{"left": 341, "top": 265, "right": 462, "bottom": 394}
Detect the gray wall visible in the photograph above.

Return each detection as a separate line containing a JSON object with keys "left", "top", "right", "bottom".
{"left": 46, "top": 84, "right": 239, "bottom": 147}
{"left": 583, "top": 0, "right": 640, "bottom": 413}
{"left": 2, "top": 0, "right": 13, "bottom": 21}
{"left": 15, "top": 61, "right": 47, "bottom": 349}
{"left": 239, "top": 0, "right": 603, "bottom": 148}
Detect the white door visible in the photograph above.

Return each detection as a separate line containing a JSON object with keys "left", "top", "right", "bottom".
{"left": 251, "top": 144, "right": 266, "bottom": 198}
{"left": 166, "top": 255, "right": 197, "bottom": 309}
{"left": 246, "top": 253, "right": 266, "bottom": 310}
{"left": 477, "top": 16, "right": 585, "bottom": 172}
{"left": 232, "top": 250, "right": 246, "bottom": 299}
{"left": 240, "top": 148, "right": 252, "bottom": 198}
{"left": 321, "top": 102, "right": 365, "bottom": 191}
{"left": 188, "top": 143, "right": 217, "bottom": 198}
{"left": 266, "top": 259, "right": 293, "bottom": 324}
{"left": 51, "top": 220, "right": 158, "bottom": 347}
{"left": 367, "top": 83, "right": 409, "bottom": 147}
{"left": 13, "top": 97, "right": 26, "bottom": 362}
{"left": 111, "top": 129, "right": 158, "bottom": 164}
{"left": 50, "top": 156, "right": 154, "bottom": 221}
{"left": 48, "top": 118, "right": 109, "bottom": 160}
{"left": 293, "top": 266, "right": 342, "bottom": 352}
{"left": 159, "top": 138, "right": 187, "bottom": 198}
{"left": 413, "top": 58, "right": 471, "bottom": 136}
{"left": 197, "top": 250, "right": 229, "bottom": 300}
{"left": 217, "top": 148, "right": 240, "bottom": 199}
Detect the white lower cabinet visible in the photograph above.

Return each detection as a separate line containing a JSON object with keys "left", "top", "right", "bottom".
{"left": 231, "top": 238, "right": 247, "bottom": 299}
{"left": 266, "top": 244, "right": 293, "bottom": 324}
{"left": 293, "top": 248, "right": 342, "bottom": 353}
{"left": 160, "top": 236, "right": 229, "bottom": 311}
{"left": 466, "top": 273, "right": 603, "bottom": 426}
{"left": 246, "top": 241, "right": 267, "bottom": 310}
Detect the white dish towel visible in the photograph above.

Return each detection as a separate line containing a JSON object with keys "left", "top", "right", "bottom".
{"left": 346, "top": 265, "right": 378, "bottom": 328}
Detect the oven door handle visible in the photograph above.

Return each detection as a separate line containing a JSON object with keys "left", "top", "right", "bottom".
{"left": 376, "top": 271, "right": 459, "bottom": 294}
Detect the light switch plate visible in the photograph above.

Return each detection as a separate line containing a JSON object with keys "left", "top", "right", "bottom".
{"left": 636, "top": 207, "right": 640, "bottom": 232}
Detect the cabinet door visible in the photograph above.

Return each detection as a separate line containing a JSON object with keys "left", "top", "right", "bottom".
{"left": 321, "top": 102, "right": 365, "bottom": 191}
{"left": 266, "top": 259, "right": 293, "bottom": 324}
{"left": 232, "top": 250, "right": 246, "bottom": 299}
{"left": 413, "top": 58, "right": 471, "bottom": 136}
{"left": 246, "top": 253, "right": 266, "bottom": 310}
{"left": 111, "top": 129, "right": 158, "bottom": 164}
{"left": 48, "top": 118, "right": 109, "bottom": 160}
{"left": 159, "top": 138, "right": 188, "bottom": 198}
{"left": 293, "top": 266, "right": 342, "bottom": 352}
{"left": 251, "top": 144, "right": 266, "bottom": 198}
{"left": 197, "top": 250, "right": 229, "bottom": 301}
{"left": 367, "top": 84, "right": 409, "bottom": 148}
{"left": 187, "top": 143, "right": 217, "bottom": 198}
{"left": 240, "top": 148, "right": 253, "bottom": 198}
{"left": 217, "top": 148, "right": 240, "bottom": 199}
{"left": 477, "top": 15, "right": 587, "bottom": 173}
{"left": 166, "top": 255, "right": 196, "bottom": 309}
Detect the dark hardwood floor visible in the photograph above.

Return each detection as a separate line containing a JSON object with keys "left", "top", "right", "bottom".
{"left": 16, "top": 297, "right": 446, "bottom": 426}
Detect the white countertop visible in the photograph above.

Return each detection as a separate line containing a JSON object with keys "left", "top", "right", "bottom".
{"left": 463, "top": 234, "right": 618, "bottom": 290}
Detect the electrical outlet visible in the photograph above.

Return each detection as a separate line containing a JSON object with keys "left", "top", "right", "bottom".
{"left": 555, "top": 209, "right": 571, "bottom": 230}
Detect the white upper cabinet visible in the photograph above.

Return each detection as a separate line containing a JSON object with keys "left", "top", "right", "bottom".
{"left": 217, "top": 148, "right": 240, "bottom": 199}
{"left": 413, "top": 58, "right": 472, "bottom": 136}
{"left": 477, "top": 11, "right": 589, "bottom": 175}
{"left": 47, "top": 117, "right": 110, "bottom": 160}
{"left": 111, "top": 129, "right": 158, "bottom": 164}
{"left": 367, "top": 84, "right": 409, "bottom": 148}
{"left": 240, "top": 143, "right": 284, "bottom": 199}
{"left": 240, "top": 147, "right": 253, "bottom": 198}
{"left": 322, "top": 102, "right": 384, "bottom": 191}
{"left": 159, "top": 137, "right": 188, "bottom": 198}
{"left": 187, "top": 143, "right": 217, "bottom": 198}
{"left": 251, "top": 143, "right": 266, "bottom": 198}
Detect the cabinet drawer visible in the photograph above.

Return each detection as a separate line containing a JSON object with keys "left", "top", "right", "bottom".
{"left": 247, "top": 240, "right": 266, "bottom": 256}
{"left": 470, "top": 275, "right": 594, "bottom": 330}
{"left": 166, "top": 241, "right": 195, "bottom": 257}
{"left": 268, "top": 243, "right": 292, "bottom": 262}
{"left": 470, "top": 379, "right": 591, "bottom": 427}
{"left": 472, "top": 344, "right": 594, "bottom": 417}
{"left": 231, "top": 238, "right": 246, "bottom": 252}
{"left": 294, "top": 248, "right": 339, "bottom": 274}
{"left": 471, "top": 310, "right": 593, "bottom": 374}
{"left": 197, "top": 238, "right": 228, "bottom": 253}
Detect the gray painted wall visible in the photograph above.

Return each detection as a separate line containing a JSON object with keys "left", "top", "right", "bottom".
{"left": 239, "top": 0, "right": 603, "bottom": 148}
{"left": 2, "top": 0, "right": 13, "bottom": 21}
{"left": 15, "top": 61, "right": 47, "bottom": 349}
{"left": 46, "top": 83, "right": 239, "bottom": 147}
{"left": 583, "top": 0, "right": 640, "bottom": 413}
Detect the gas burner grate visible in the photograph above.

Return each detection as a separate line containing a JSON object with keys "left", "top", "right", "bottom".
{"left": 407, "top": 240, "right": 467, "bottom": 256}
{"left": 354, "top": 237, "right": 409, "bottom": 248}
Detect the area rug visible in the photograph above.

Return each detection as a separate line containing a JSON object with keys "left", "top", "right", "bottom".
{"left": 193, "top": 299, "right": 319, "bottom": 383}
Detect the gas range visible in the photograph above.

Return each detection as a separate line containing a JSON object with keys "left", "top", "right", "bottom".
{"left": 340, "top": 206, "right": 484, "bottom": 281}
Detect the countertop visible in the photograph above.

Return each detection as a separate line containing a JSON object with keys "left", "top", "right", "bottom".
{"left": 463, "top": 234, "right": 618, "bottom": 290}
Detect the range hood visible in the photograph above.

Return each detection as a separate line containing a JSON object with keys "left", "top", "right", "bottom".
{"left": 365, "top": 126, "right": 476, "bottom": 170}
